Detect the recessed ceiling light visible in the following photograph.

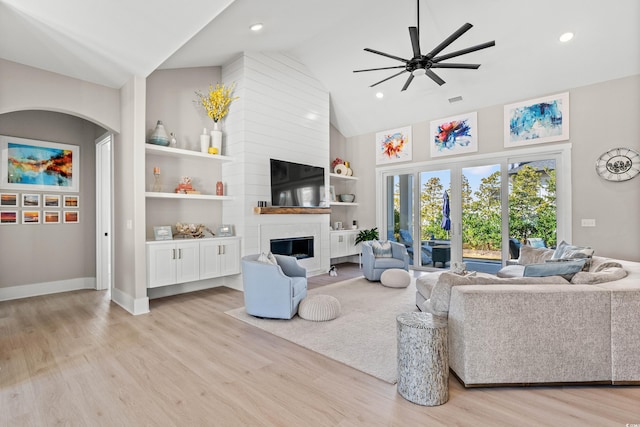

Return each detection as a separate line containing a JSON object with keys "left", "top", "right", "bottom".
{"left": 375, "top": 92, "right": 384, "bottom": 99}
{"left": 250, "top": 23, "right": 263, "bottom": 32}
{"left": 559, "top": 32, "right": 574, "bottom": 43}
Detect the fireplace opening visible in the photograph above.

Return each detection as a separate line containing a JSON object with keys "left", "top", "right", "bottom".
{"left": 270, "top": 236, "right": 314, "bottom": 260}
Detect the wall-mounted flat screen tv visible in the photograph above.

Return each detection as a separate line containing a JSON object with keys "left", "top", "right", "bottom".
{"left": 270, "top": 158, "right": 325, "bottom": 207}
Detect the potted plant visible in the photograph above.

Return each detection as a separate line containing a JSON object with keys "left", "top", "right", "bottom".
{"left": 355, "top": 227, "right": 379, "bottom": 245}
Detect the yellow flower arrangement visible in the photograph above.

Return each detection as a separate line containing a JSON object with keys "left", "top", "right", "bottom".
{"left": 195, "top": 82, "right": 238, "bottom": 123}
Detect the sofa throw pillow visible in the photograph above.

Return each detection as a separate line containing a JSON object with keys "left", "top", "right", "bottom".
{"left": 570, "top": 267, "right": 628, "bottom": 284}
{"left": 257, "top": 252, "right": 278, "bottom": 265}
{"left": 371, "top": 240, "right": 393, "bottom": 258}
{"left": 518, "top": 244, "right": 554, "bottom": 265}
{"left": 523, "top": 259, "right": 586, "bottom": 280}
{"left": 551, "top": 241, "right": 594, "bottom": 270}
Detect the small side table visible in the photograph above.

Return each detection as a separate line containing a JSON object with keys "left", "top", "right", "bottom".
{"left": 396, "top": 312, "right": 449, "bottom": 406}
{"left": 432, "top": 245, "right": 451, "bottom": 267}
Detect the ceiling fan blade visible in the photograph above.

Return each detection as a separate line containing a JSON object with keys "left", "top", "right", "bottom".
{"left": 401, "top": 74, "right": 415, "bottom": 91}
{"left": 425, "top": 69, "right": 445, "bottom": 86}
{"left": 370, "top": 70, "right": 408, "bottom": 87}
{"left": 364, "top": 48, "right": 409, "bottom": 63}
{"left": 430, "top": 63, "right": 481, "bottom": 69}
{"left": 432, "top": 41, "right": 496, "bottom": 62}
{"left": 409, "top": 27, "right": 421, "bottom": 58}
{"left": 427, "top": 23, "right": 473, "bottom": 58}
{"left": 353, "top": 65, "right": 406, "bottom": 73}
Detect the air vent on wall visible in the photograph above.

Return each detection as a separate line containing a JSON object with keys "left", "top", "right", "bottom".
{"left": 448, "top": 96, "right": 463, "bottom": 103}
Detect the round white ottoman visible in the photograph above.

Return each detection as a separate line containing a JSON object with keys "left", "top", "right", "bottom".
{"left": 381, "top": 268, "right": 411, "bottom": 288}
{"left": 298, "top": 295, "right": 341, "bottom": 321}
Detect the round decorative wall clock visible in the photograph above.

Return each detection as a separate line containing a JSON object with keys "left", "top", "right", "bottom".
{"left": 595, "top": 148, "right": 640, "bottom": 182}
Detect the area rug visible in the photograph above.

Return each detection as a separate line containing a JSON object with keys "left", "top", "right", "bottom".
{"left": 225, "top": 276, "right": 418, "bottom": 384}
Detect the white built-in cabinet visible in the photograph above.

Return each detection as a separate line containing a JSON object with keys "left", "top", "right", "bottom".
{"left": 146, "top": 237, "right": 240, "bottom": 288}
{"left": 330, "top": 230, "right": 360, "bottom": 259}
{"left": 199, "top": 238, "right": 240, "bottom": 279}
{"left": 145, "top": 143, "right": 240, "bottom": 292}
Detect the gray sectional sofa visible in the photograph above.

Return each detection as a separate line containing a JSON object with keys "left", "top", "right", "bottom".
{"left": 416, "top": 249, "right": 640, "bottom": 387}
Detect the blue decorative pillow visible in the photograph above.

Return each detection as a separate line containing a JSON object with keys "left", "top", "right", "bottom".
{"left": 372, "top": 240, "right": 392, "bottom": 258}
{"left": 523, "top": 259, "right": 586, "bottom": 280}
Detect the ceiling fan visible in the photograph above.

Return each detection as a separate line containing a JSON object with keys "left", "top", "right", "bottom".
{"left": 354, "top": 0, "right": 495, "bottom": 91}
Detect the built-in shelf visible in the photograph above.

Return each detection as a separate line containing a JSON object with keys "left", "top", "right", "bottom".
{"left": 329, "top": 172, "right": 359, "bottom": 181}
{"left": 253, "top": 206, "right": 331, "bottom": 215}
{"left": 145, "top": 144, "right": 234, "bottom": 162}
{"left": 145, "top": 192, "right": 233, "bottom": 201}
{"left": 330, "top": 201, "right": 359, "bottom": 206}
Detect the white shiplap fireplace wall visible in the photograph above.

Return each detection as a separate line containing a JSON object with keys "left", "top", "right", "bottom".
{"left": 221, "top": 52, "right": 331, "bottom": 290}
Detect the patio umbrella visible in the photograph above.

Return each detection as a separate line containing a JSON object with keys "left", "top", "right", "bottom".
{"left": 441, "top": 191, "right": 451, "bottom": 233}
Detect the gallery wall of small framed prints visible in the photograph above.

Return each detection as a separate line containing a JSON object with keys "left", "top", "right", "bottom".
{"left": 0, "top": 192, "right": 80, "bottom": 225}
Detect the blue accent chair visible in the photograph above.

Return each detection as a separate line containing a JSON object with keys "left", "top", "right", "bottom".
{"left": 398, "top": 229, "right": 433, "bottom": 265}
{"left": 241, "top": 254, "right": 307, "bottom": 319}
{"left": 361, "top": 240, "right": 410, "bottom": 281}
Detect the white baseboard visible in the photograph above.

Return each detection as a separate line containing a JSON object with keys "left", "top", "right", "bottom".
{"left": 0, "top": 277, "right": 96, "bottom": 301}
{"left": 147, "top": 278, "right": 225, "bottom": 299}
{"left": 111, "top": 287, "right": 149, "bottom": 315}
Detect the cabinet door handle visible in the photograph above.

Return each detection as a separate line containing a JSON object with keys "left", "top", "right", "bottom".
{"left": 172, "top": 249, "right": 176, "bottom": 259}
{"left": 178, "top": 249, "right": 182, "bottom": 259}
{"left": 221, "top": 245, "right": 225, "bottom": 255}
{"left": 339, "top": 236, "right": 343, "bottom": 242}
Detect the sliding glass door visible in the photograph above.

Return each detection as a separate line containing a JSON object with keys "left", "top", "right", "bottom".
{"left": 461, "top": 164, "right": 502, "bottom": 272}
{"left": 378, "top": 145, "right": 569, "bottom": 272}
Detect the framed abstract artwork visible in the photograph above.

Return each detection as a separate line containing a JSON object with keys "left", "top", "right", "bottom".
{"left": 504, "top": 92, "right": 569, "bottom": 147}
{"left": 430, "top": 112, "right": 478, "bottom": 158}
{"left": 376, "top": 126, "right": 412, "bottom": 165}
{"left": 0, "top": 135, "right": 80, "bottom": 192}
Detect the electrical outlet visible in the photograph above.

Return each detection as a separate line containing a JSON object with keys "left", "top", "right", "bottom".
{"left": 581, "top": 219, "right": 596, "bottom": 227}
{"left": 126, "top": 219, "right": 133, "bottom": 229}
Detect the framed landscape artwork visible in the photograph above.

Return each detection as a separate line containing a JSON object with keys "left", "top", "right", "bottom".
{"left": 376, "top": 126, "right": 412, "bottom": 165}
{"left": 44, "top": 194, "right": 61, "bottom": 207}
{"left": 430, "top": 112, "right": 478, "bottom": 158}
{"left": 64, "top": 210, "right": 80, "bottom": 223}
{"left": 0, "top": 135, "right": 80, "bottom": 192}
{"left": 44, "top": 211, "right": 61, "bottom": 224}
{"left": 504, "top": 92, "right": 570, "bottom": 147}
{"left": 0, "top": 210, "right": 18, "bottom": 225}
{"left": 22, "top": 210, "right": 40, "bottom": 224}
{"left": 22, "top": 193, "right": 40, "bottom": 208}
{"left": 0, "top": 192, "right": 18, "bottom": 207}
{"left": 64, "top": 195, "right": 79, "bottom": 208}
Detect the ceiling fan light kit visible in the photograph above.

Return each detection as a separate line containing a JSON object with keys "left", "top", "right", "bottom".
{"left": 354, "top": 0, "right": 495, "bottom": 91}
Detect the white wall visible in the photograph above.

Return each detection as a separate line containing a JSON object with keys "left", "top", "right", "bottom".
{"left": 222, "top": 52, "right": 331, "bottom": 284}
{"left": 339, "top": 75, "right": 640, "bottom": 261}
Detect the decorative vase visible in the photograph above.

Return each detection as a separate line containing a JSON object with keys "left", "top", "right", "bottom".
{"left": 216, "top": 181, "right": 224, "bottom": 196}
{"left": 211, "top": 122, "right": 222, "bottom": 155}
{"left": 149, "top": 120, "right": 170, "bottom": 146}
{"left": 200, "top": 128, "right": 210, "bottom": 153}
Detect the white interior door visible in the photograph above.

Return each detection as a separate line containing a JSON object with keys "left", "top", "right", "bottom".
{"left": 96, "top": 133, "right": 113, "bottom": 293}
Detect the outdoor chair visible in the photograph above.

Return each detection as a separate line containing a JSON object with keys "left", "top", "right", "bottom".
{"left": 398, "top": 229, "right": 433, "bottom": 265}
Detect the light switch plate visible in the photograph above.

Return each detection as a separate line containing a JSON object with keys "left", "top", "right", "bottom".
{"left": 581, "top": 219, "right": 596, "bottom": 227}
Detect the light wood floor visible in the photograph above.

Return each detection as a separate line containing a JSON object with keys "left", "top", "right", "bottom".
{"left": 1, "top": 272, "right": 639, "bottom": 426}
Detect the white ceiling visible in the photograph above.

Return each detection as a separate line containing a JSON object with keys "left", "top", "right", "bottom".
{"left": 1, "top": 0, "right": 639, "bottom": 138}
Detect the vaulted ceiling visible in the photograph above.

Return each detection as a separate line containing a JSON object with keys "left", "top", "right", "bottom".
{"left": 1, "top": 0, "right": 638, "bottom": 137}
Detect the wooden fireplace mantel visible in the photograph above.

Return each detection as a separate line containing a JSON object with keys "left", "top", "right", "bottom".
{"left": 253, "top": 207, "right": 331, "bottom": 215}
